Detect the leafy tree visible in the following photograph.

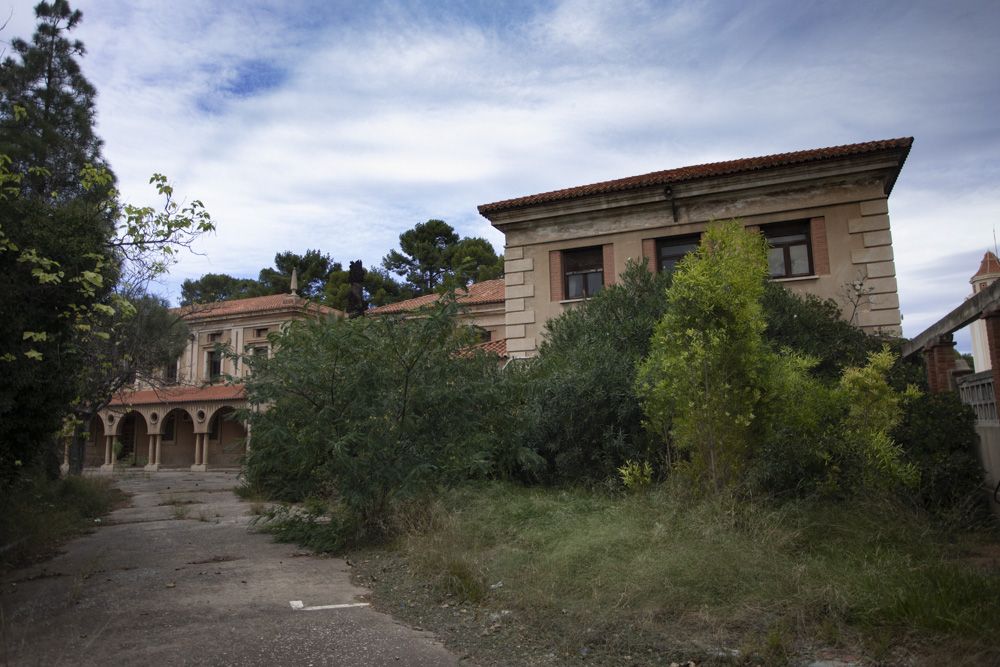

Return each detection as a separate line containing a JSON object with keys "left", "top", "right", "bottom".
{"left": 323, "top": 263, "right": 412, "bottom": 312}
{"left": 446, "top": 237, "right": 504, "bottom": 288}
{"left": 0, "top": 2, "right": 214, "bottom": 482}
{"left": 65, "top": 292, "right": 189, "bottom": 474}
{"left": 180, "top": 273, "right": 260, "bottom": 305}
{"left": 637, "top": 221, "right": 771, "bottom": 491}
{"left": 241, "top": 300, "right": 496, "bottom": 545}
{"left": 498, "top": 260, "right": 671, "bottom": 482}
{"left": 0, "top": 0, "right": 112, "bottom": 201}
{"left": 382, "top": 219, "right": 459, "bottom": 294}
{"left": 258, "top": 249, "right": 335, "bottom": 298}
{"left": 382, "top": 219, "right": 502, "bottom": 295}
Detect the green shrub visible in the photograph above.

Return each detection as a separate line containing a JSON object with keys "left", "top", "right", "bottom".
{"left": 242, "top": 299, "right": 497, "bottom": 545}
{"left": 893, "top": 392, "right": 986, "bottom": 519}
{"left": 498, "top": 260, "right": 671, "bottom": 482}
{"left": 638, "top": 221, "right": 771, "bottom": 491}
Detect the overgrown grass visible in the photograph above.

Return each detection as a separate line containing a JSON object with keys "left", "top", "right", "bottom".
{"left": 392, "top": 482, "right": 1000, "bottom": 663}
{"left": 0, "top": 473, "right": 125, "bottom": 572}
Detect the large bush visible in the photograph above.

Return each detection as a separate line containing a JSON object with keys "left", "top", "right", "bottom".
{"left": 242, "top": 301, "right": 497, "bottom": 544}
{"left": 498, "top": 261, "right": 672, "bottom": 483}
{"left": 637, "top": 221, "right": 771, "bottom": 491}
{"left": 893, "top": 392, "right": 986, "bottom": 519}
{"left": 639, "top": 222, "right": 918, "bottom": 496}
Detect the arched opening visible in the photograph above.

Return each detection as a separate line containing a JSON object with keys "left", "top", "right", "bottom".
{"left": 158, "top": 408, "right": 196, "bottom": 467}
{"left": 86, "top": 414, "right": 105, "bottom": 467}
{"left": 206, "top": 406, "right": 246, "bottom": 467}
{"left": 117, "top": 412, "right": 149, "bottom": 466}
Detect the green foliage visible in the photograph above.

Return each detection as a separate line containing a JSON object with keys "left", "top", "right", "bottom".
{"left": 394, "top": 483, "right": 1000, "bottom": 661}
{"left": 617, "top": 460, "right": 653, "bottom": 491}
{"left": 498, "top": 260, "right": 671, "bottom": 483}
{"left": 0, "top": 0, "right": 112, "bottom": 201}
{"left": 382, "top": 219, "right": 502, "bottom": 295}
{"left": 323, "top": 264, "right": 413, "bottom": 311}
{"left": 893, "top": 392, "right": 986, "bottom": 519}
{"left": 638, "top": 220, "right": 771, "bottom": 491}
{"left": 762, "top": 281, "right": 880, "bottom": 380}
{"left": 179, "top": 272, "right": 260, "bottom": 305}
{"left": 242, "top": 301, "right": 497, "bottom": 544}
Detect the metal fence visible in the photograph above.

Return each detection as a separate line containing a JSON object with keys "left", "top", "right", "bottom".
{"left": 957, "top": 370, "right": 999, "bottom": 424}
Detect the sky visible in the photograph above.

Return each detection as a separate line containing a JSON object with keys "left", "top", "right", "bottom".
{"left": 2, "top": 0, "right": 999, "bottom": 348}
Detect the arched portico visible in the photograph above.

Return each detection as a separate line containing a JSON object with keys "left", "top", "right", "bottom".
{"left": 95, "top": 384, "right": 247, "bottom": 472}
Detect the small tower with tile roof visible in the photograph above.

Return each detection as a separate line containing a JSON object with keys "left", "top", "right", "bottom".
{"left": 970, "top": 251, "right": 1000, "bottom": 372}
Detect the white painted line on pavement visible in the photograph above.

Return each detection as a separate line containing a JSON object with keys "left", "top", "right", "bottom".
{"left": 289, "top": 600, "right": 370, "bottom": 611}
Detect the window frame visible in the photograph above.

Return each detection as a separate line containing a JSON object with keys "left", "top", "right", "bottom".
{"left": 762, "top": 221, "right": 813, "bottom": 279}
{"left": 206, "top": 349, "right": 222, "bottom": 380}
{"left": 562, "top": 246, "right": 605, "bottom": 300}
{"left": 655, "top": 233, "right": 702, "bottom": 274}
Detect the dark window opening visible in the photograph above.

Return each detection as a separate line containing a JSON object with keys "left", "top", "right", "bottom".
{"left": 254, "top": 327, "right": 269, "bottom": 338}
{"left": 252, "top": 345, "right": 268, "bottom": 358}
{"left": 207, "top": 350, "right": 222, "bottom": 380}
{"left": 656, "top": 234, "right": 701, "bottom": 274}
{"left": 164, "top": 360, "right": 178, "bottom": 383}
{"left": 764, "top": 222, "right": 812, "bottom": 278}
{"left": 564, "top": 246, "right": 604, "bottom": 299}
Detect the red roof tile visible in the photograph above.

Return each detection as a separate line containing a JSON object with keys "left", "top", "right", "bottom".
{"left": 973, "top": 251, "right": 1000, "bottom": 279}
{"left": 175, "top": 293, "right": 342, "bottom": 321}
{"left": 368, "top": 279, "right": 505, "bottom": 314}
{"left": 109, "top": 384, "right": 247, "bottom": 407}
{"left": 472, "top": 338, "right": 507, "bottom": 357}
{"left": 478, "top": 138, "right": 913, "bottom": 215}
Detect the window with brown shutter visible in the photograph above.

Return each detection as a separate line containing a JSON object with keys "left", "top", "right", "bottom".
{"left": 762, "top": 221, "right": 812, "bottom": 278}
{"left": 563, "top": 246, "right": 604, "bottom": 299}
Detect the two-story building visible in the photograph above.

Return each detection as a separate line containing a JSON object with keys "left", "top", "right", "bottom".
{"left": 477, "top": 138, "right": 912, "bottom": 358}
{"left": 84, "top": 289, "right": 342, "bottom": 472}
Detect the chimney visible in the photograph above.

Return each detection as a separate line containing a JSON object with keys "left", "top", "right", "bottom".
{"left": 290, "top": 268, "right": 299, "bottom": 295}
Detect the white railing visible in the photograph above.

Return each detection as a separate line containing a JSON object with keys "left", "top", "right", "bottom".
{"left": 958, "top": 371, "right": 998, "bottom": 424}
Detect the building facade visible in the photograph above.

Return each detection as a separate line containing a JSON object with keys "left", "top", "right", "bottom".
{"left": 83, "top": 292, "right": 342, "bottom": 472}
{"left": 969, "top": 251, "right": 1000, "bottom": 373}
{"left": 478, "top": 138, "right": 912, "bottom": 358}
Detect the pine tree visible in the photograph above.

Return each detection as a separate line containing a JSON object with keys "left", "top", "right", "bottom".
{"left": 0, "top": 0, "right": 114, "bottom": 201}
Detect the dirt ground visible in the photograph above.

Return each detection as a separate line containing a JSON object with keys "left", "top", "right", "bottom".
{"left": 0, "top": 471, "right": 464, "bottom": 666}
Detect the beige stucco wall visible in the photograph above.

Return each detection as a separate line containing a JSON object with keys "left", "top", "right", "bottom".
{"left": 173, "top": 314, "right": 287, "bottom": 385}
{"left": 491, "top": 165, "right": 903, "bottom": 358}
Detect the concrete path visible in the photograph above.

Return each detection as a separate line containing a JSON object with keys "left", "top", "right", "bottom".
{"left": 1, "top": 471, "right": 462, "bottom": 666}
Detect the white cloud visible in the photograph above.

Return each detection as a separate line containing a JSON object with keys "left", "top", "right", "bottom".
{"left": 4, "top": 0, "right": 998, "bottom": 342}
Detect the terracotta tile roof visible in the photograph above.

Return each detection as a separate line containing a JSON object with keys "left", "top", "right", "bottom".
{"left": 973, "top": 251, "right": 1000, "bottom": 279}
{"left": 478, "top": 138, "right": 914, "bottom": 215}
{"left": 175, "top": 293, "right": 342, "bottom": 321}
{"left": 368, "top": 279, "right": 505, "bottom": 314}
{"left": 471, "top": 338, "right": 507, "bottom": 357}
{"left": 109, "top": 384, "right": 247, "bottom": 407}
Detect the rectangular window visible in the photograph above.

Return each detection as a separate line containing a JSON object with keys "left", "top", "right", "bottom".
{"left": 207, "top": 332, "right": 222, "bottom": 343}
{"left": 763, "top": 222, "right": 812, "bottom": 278}
{"left": 207, "top": 350, "right": 222, "bottom": 380}
{"left": 656, "top": 234, "right": 701, "bottom": 274}
{"left": 254, "top": 327, "right": 269, "bottom": 338}
{"left": 252, "top": 345, "right": 268, "bottom": 358}
{"left": 563, "top": 246, "right": 604, "bottom": 299}
{"left": 164, "top": 360, "right": 178, "bottom": 383}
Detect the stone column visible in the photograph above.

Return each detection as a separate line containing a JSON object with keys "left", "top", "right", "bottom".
{"left": 191, "top": 433, "right": 207, "bottom": 472}
{"left": 202, "top": 433, "right": 209, "bottom": 467}
{"left": 145, "top": 434, "right": 160, "bottom": 472}
{"left": 101, "top": 435, "right": 115, "bottom": 472}
{"left": 923, "top": 334, "right": 957, "bottom": 393}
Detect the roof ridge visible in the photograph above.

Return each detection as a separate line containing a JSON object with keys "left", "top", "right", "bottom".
{"left": 478, "top": 137, "right": 913, "bottom": 214}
